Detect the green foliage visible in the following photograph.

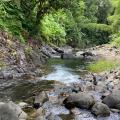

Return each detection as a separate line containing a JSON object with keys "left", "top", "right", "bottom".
{"left": 111, "top": 36, "right": 120, "bottom": 47}
{"left": 108, "top": 0, "right": 120, "bottom": 46}
{"left": 87, "top": 59, "right": 119, "bottom": 73}
{"left": 82, "top": 23, "right": 112, "bottom": 32}
{"left": 40, "top": 12, "right": 66, "bottom": 45}
{"left": 0, "top": 0, "right": 25, "bottom": 43}
{"left": 0, "top": 0, "right": 119, "bottom": 47}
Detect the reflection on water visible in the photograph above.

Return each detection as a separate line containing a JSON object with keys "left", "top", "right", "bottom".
{"left": 0, "top": 80, "right": 54, "bottom": 102}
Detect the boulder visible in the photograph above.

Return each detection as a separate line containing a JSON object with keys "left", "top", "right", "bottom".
{"left": 0, "top": 101, "right": 27, "bottom": 120}
{"left": 63, "top": 92, "right": 95, "bottom": 109}
{"left": 92, "top": 102, "right": 110, "bottom": 117}
{"left": 34, "top": 91, "right": 48, "bottom": 109}
{"left": 102, "top": 90, "right": 120, "bottom": 109}
{"left": 54, "top": 47, "right": 64, "bottom": 54}
{"left": 81, "top": 51, "right": 94, "bottom": 58}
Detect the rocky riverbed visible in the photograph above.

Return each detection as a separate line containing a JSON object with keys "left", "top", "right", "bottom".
{"left": 1, "top": 57, "right": 120, "bottom": 120}
{"left": 1, "top": 31, "right": 120, "bottom": 120}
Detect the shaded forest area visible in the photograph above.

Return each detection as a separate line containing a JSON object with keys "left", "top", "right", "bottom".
{"left": 0, "top": 0, "right": 120, "bottom": 48}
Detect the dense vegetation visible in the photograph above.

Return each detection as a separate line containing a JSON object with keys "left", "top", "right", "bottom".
{"left": 0, "top": 0, "right": 120, "bottom": 48}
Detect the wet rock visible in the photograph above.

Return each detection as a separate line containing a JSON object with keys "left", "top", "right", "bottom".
{"left": 81, "top": 51, "right": 94, "bottom": 58}
{"left": 103, "top": 90, "right": 120, "bottom": 109}
{"left": 92, "top": 102, "right": 110, "bottom": 117}
{"left": 111, "top": 109, "right": 120, "bottom": 113}
{"left": 34, "top": 91, "right": 49, "bottom": 109}
{"left": 63, "top": 92, "right": 95, "bottom": 109}
{"left": 0, "top": 101, "right": 27, "bottom": 120}
{"left": 18, "top": 102, "right": 28, "bottom": 109}
{"left": 54, "top": 47, "right": 64, "bottom": 54}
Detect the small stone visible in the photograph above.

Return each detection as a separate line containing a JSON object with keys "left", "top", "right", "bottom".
{"left": 18, "top": 102, "right": 28, "bottom": 108}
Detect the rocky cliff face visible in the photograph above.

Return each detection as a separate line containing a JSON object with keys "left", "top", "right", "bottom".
{"left": 0, "top": 30, "right": 50, "bottom": 80}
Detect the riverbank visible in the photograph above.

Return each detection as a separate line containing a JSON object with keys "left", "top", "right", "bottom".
{"left": 0, "top": 30, "right": 60, "bottom": 80}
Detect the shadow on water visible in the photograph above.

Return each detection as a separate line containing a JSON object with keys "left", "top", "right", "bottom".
{"left": 0, "top": 80, "right": 54, "bottom": 103}
{"left": 46, "top": 58, "right": 87, "bottom": 70}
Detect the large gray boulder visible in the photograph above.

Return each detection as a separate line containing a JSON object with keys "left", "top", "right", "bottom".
{"left": 0, "top": 101, "right": 27, "bottom": 120}
{"left": 102, "top": 90, "right": 120, "bottom": 109}
{"left": 92, "top": 102, "right": 110, "bottom": 117}
{"left": 63, "top": 92, "right": 95, "bottom": 109}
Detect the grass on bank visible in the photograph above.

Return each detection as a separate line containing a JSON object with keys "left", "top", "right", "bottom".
{"left": 111, "top": 36, "right": 120, "bottom": 48}
{"left": 87, "top": 59, "right": 119, "bottom": 73}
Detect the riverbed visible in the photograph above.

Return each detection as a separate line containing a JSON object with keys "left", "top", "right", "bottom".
{"left": 0, "top": 58, "right": 120, "bottom": 120}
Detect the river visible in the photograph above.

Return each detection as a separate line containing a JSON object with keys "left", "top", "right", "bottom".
{"left": 0, "top": 58, "right": 120, "bottom": 120}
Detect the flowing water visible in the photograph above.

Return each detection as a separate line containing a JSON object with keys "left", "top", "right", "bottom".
{"left": 41, "top": 58, "right": 88, "bottom": 84}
